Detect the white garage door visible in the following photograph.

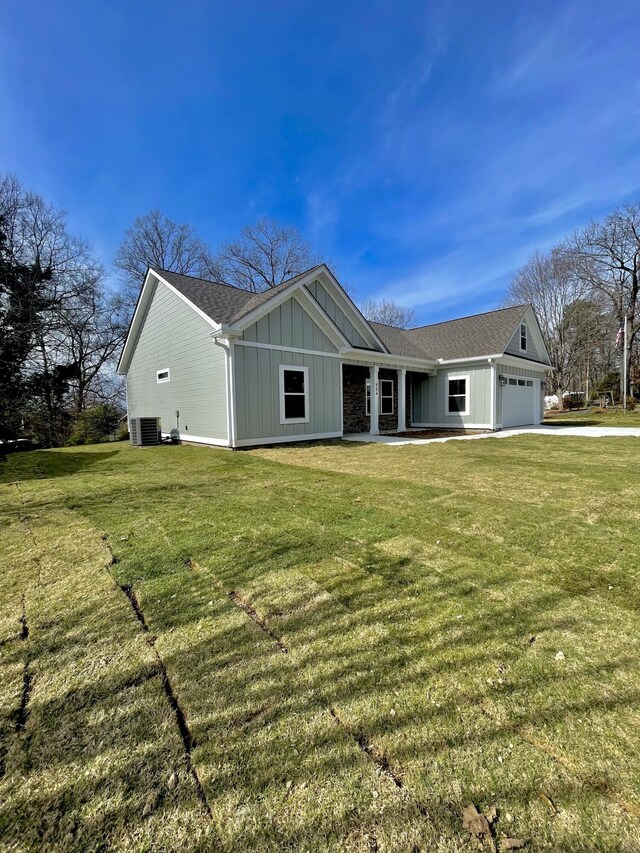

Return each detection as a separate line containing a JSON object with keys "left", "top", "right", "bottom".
{"left": 503, "top": 378, "right": 537, "bottom": 427}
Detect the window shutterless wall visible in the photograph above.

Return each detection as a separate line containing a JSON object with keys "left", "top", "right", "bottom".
{"left": 411, "top": 364, "right": 492, "bottom": 427}
{"left": 233, "top": 345, "right": 342, "bottom": 442}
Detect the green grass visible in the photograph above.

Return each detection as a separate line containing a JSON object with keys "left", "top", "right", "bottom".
{"left": 544, "top": 407, "right": 640, "bottom": 427}
{"left": 1, "top": 436, "right": 639, "bottom": 852}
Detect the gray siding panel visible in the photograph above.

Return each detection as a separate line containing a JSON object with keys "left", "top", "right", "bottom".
{"left": 234, "top": 345, "right": 341, "bottom": 441}
{"left": 305, "top": 280, "right": 376, "bottom": 349}
{"left": 505, "top": 321, "right": 542, "bottom": 361}
{"left": 411, "top": 364, "right": 493, "bottom": 426}
{"left": 242, "top": 296, "right": 338, "bottom": 353}
{"left": 126, "top": 282, "right": 228, "bottom": 441}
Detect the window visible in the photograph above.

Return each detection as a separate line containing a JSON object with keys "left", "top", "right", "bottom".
{"left": 520, "top": 323, "right": 528, "bottom": 351}
{"left": 279, "top": 365, "right": 309, "bottom": 424}
{"left": 526, "top": 380, "right": 533, "bottom": 387}
{"left": 447, "top": 376, "right": 468, "bottom": 415}
{"left": 380, "top": 379, "right": 394, "bottom": 415}
{"left": 157, "top": 368, "right": 170, "bottom": 383}
{"left": 365, "top": 379, "right": 394, "bottom": 416}
{"left": 508, "top": 378, "right": 517, "bottom": 386}
{"left": 518, "top": 379, "right": 526, "bottom": 387}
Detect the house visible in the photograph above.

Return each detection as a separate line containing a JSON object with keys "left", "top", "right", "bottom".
{"left": 117, "top": 264, "right": 551, "bottom": 448}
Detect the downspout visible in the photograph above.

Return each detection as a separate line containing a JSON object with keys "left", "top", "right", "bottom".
{"left": 212, "top": 336, "right": 237, "bottom": 449}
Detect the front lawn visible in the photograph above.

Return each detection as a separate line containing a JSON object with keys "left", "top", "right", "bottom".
{"left": 544, "top": 407, "right": 640, "bottom": 427}
{"left": 1, "top": 437, "right": 639, "bottom": 851}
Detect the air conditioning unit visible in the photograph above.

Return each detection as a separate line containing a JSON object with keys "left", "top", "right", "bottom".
{"left": 129, "top": 417, "right": 160, "bottom": 446}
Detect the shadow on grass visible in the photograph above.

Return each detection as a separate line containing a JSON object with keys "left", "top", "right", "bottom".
{"left": 0, "top": 449, "right": 122, "bottom": 483}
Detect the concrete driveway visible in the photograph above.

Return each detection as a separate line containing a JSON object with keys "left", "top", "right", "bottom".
{"left": 343, "top": 425, "right": 640, "bottom": 446}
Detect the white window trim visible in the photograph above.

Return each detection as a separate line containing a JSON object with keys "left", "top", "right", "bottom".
{"left": 519, "top": 323, "right": 528, "bottom": 352}
{"left": 380, "top": 378, "right": 394, "bottom": 415}
{"left": 365, "top": 378, "right": 394, "bottom": 416}
{"left": 445, "top": 373, "right": 469, "bottom": 417}
{"left": 279, "top": 364, "right": 310, "bottom": 425}
{"left": 156, "top": 368, "right": 170, "bottom": 384}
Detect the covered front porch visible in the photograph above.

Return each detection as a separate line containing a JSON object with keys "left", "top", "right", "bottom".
{"left": 341, "top": 362, "right": 432, "bottom": 436}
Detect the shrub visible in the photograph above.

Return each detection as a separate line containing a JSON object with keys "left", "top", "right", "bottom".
{"left": 625, "top": 396, "right": 636, "bottom": 411}
{"left": 68, "top": 404, "right": 122, "bottom": 445}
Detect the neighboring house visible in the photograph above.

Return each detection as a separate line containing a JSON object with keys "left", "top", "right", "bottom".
{"left": 117, "top": 265, "right": 551, "bottom": 448}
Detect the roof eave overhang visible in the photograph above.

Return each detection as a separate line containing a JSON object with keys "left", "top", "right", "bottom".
{"left": 497, "top": 353, "right": 551, "bottom": 371}
{"left": 436, "top": 353, "right": 504, "bottom": 365}
{"left": 341, "top": 348, "right": 437, "bottom": 372}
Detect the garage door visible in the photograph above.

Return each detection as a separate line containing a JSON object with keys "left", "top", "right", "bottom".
{"left": 503, "top": 378, "right": 537, "bottom": 427}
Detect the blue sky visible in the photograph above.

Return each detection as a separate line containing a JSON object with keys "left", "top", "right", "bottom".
{"left": 2, "top": 1, "right": 640, "bottom": 323}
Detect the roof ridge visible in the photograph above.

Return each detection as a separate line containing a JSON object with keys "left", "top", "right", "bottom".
{"left": 154, "top": 262, "right": 325, "bottom": 295}
{"left": 407, "top": 303, "right": 529, "bottom": 332}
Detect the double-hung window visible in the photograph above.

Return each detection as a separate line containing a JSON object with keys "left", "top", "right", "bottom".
{"left": 520, "top": 323, "right": 528, "bottom": 351}
{"left": 447, "top": 376, "right": 468, "bottom": 415}
{"left": 365, "top": 379, "right": 394, "bottom": 415}
{"left": 279, "top": 365, "right": 309, "bottom": 424}
{"left": 380, "top": 379, "right": 394, "bottom": 415}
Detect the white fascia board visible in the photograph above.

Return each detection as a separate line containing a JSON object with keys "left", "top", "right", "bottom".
{"left": 523, "top": 305, "right": 552, "bottom": 365}
{"left": 152, "top": 270, "right": 221, "bottom": 330}
{"left": 312, "top": 266, "right": 390, "bottom": 353}
{"left": 118, "top": 267, "right": 222, "bottom": 374}
{"left": 117, "top": 268, "right": 157, "bottom": 374}
{"left": 290, "top": 289, "right": 351, "bottom": 350}
{"left": 226, "top": 281, "right": 350, "bottom": 351}
{"left": 227, "top": 269, "right": 326, "bottom": 332}
{"left": 341, "top": 349, "right": 437, "bottom": 371}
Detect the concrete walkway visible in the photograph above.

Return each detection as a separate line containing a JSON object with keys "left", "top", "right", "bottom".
{"left": 343, "top": 425, "right": 640, "bottom": 446}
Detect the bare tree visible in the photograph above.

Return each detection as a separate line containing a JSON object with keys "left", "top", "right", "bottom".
{"left": 568, "top": 204, "right": 640, "bottom": 399}
{"left": 360, "top": 298, "right": 416, "bottom": 329}
{"left": 115, "top": 209, "right": 216, "bottom": 311}
{"left": 211, "top": 218, "right": 314, "bottom": 292}
{"left": 1, "top": 173, "right": 124, "bottom": 444}
{"left": 504, "top": 249, "right": 589, "bottom": 409}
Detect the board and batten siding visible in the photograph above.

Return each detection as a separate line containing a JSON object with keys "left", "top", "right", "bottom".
{"left": 411, "top": 363, "right": 493, "bottom": 427}
{"left": 305, "top": 280, "right": 377, "bottom": 349}
{"left": 242, "top": 295, "right": 338, "bottom": 353}
{"left": 504, "top": 320, "right": 542, "bottom": 362}
{"left": 126, "top": 280, "right": 228, "bottom": 442}
{"left": 233, "top": 345, "right": 341, "bottom": 443}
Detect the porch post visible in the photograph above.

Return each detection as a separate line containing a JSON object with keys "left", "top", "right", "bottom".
{"left": 397, "top": 368, "right": 406, "bottom": 432}
{"left": 370, "top": 365, "right": 379, "bottom": 435}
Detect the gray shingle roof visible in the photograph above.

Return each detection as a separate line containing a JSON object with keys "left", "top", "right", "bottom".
{"left": 368, "top": 322, "right": 433, "bottom": 359}
{"left": 155, "top": 267, "right": 535, "bottom": 363}
{"left": 405, "top": 304, "right": 530, "bottom": 360}
{"left": 155, "top": 265, "right": 324, "bottom": 325}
